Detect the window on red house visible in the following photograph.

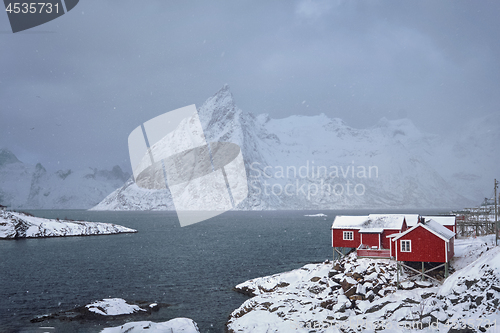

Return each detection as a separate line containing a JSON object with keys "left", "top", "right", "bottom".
{"left": 343, "top": 231, "right": 353, "bottom": 240}
{"left": 401, "top": 240, "right": 411, "bottom": 252}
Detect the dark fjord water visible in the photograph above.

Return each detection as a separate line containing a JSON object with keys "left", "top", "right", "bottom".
{"left": 0, "top": 209, "right": 438, "bottom": 333}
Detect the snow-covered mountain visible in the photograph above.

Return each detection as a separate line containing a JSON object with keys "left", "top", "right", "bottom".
{"left": 0, "top": 148, "right": 130, "bottom": 209}
{"left": 93, "top": 85, "right": 497, "bottom": 210}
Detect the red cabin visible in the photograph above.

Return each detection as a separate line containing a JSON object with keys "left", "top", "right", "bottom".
{"left": 390, "top": 219, "right": 455, "bottom": 263}
{"left": 331, "top": 214, "right": 417, "bottom": 258}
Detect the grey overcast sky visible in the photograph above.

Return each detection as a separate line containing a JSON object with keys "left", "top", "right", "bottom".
{"left": 1, "top": 0, "right": 499, "bottom": 172}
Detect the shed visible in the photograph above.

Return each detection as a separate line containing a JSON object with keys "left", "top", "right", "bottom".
{"left": 390, "top": 219, "right": 455, "bottom": 263}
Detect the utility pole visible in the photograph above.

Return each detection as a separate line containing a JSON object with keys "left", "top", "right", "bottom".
{"left": 495, "top": 179, "right": 498, "bottom": 246}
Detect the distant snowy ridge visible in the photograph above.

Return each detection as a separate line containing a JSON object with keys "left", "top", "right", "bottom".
{"left": 93, "top": 85, "right": 498, "bottom": 211}
{"left": 0, "top": 209, "right": 136, "bottom": 238}
{"left": 0, "top": 148, "right": 130, "bottom": 209}
{"left": 227, "top": 235, "right": 500, "bottom": 332}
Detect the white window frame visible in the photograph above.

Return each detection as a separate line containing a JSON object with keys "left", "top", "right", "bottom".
{"left": 343, "top": 231, "right": 354, "bottom": 240}
{"left": 400, "top": 240, "right": 411, "bottom": 252}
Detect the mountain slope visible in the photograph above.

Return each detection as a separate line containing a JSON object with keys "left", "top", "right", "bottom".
{"left": 93, "top": 85, "right": 490, "bottom": 211}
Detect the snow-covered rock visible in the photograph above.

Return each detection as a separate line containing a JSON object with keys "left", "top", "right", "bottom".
{"left": 86, "top": 298, "right": 146, "bottom": 316}
{"left": 101, "top": 318, "right": 199, "bottom": 333}
{"left": 0, "top": 209, "right": 136, "bottom": 238}
{"left": 93, "top": 85, "right": 498, "bottom": 211}
{"left": 32, "top": 298, "right": 167, "bottom": 324}
{"left": 227, "top": 235, "right": 500, "bottom": 332}
{"left": 0, "top": 148, "right": 130, "bottom": 209}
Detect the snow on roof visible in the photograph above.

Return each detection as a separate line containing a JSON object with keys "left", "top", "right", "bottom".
{"left": 358, "top": 228, "right": 384, "bottom": 234}
{"left": 422, "top": 215, "right": 456, "bottom": 227}
{"left": 392, "top": 219, "right": 455, "bottom": 242}
{"left": 366, "top": 214, "right": 413, "bottom": 229}
{"left": 331, "top": 215, "right": 368, "bottom": 229}
{"left": 332, "top": 214, "right": 414, "bottom": 230}
{"left": 403, "top": 214, "right": 420, "bottom": 227}
{"left": 424, "top": 219, "right": 455, "bottom": 240}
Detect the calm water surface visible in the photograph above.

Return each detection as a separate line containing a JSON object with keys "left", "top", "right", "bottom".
{"left": 0, "top": 209, "right": 438, "bottom": 332}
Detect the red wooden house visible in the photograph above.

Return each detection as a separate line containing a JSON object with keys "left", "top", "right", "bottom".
{"left": 331, "top": 214, "right": 417, "bottom": 258}
{"left": 390, "top": 219, "right": 455, "bottom": 263}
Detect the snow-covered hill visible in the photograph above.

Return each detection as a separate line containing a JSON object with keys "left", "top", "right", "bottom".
{"left": 227, "top": 235, "right": 500, "bottom": 332}
{"left": 0, "top": 148, "right": 130, "bottom": 209}
{"left": 0, "top": 209, "right": 136, "bottom": 238}
{"left": 93, "top": 85, "right": 497, "bottom": 211}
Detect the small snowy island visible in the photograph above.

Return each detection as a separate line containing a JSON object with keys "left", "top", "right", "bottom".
{"left": 31, "top": 298, "right": 200, "bottom": 332}
{"left": 0, "top": 209, "right": 136, "bottom": 238}
{"left": 228, "top": 235, "right": 500, "bottom": 332}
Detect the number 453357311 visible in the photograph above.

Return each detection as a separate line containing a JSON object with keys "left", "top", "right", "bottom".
{"left": 5, "top": 2, "right": 60, "bottom": 14}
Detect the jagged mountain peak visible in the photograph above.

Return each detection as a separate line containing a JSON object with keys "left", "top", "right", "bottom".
{"left": 34, "top": 163, "right": 46, "bottom": 173}
{"left": 199, "top": 84, "right": 235, "bottom": 114}
{"left": 0, "top": 148, "right": 21, "bottom": 167}
{"left": 197, "top": 84, "right": 259, "bottom": 133}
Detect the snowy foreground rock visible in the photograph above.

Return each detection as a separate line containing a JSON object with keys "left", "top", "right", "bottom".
{"left": 228, "top": 236, "right": 500, "bottom": 332}
{"left": 101, "top": 318, "right": 200, "bottom": 333}
{"left": 32, "top": 298, "right": 166, "bottom": 323}
{"left": 31, "top": 297, "right": 199, "bottom": 332}
{"left": 0, "top": 209, "right": 136, "bottom": 238}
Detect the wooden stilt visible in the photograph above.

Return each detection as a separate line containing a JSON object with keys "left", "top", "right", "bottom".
{"left": 421, "top": 262, "right": 425, "bottom": 281}
{"left": 334, "top": 247, "right": 346, "bottom": 260}
{"left": 445, "top": 261, "right": 448, "bottom": 278}
{"left": 396, "top": 261, "right": 400, "bottom": 288}
{"left": 398, "top": 262, "right": 445, "bottom": 285}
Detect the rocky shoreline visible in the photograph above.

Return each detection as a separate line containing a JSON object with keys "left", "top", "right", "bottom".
{"left": 0, "top": 209, "right": 136, "bottom": 239}
{"left": 227, "top": 235, "right": 500, "bottom": 332}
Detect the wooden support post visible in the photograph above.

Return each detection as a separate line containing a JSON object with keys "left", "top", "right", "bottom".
{"left": 396, "top": 261, "right": 399, "bottom": 288}
{"left": 421, "top": 262, "right": 425, "bottom": 281}
{"left": 445, "top": 261, "right": 448, "bottom": 278}
{"left": 399, "top": 262, "right": 444, "bottom": 284}
{"left": 334, "top": 247, "right": 346, "bottom": 260}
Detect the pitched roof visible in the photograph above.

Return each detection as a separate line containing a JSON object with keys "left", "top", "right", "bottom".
{"left": 331, "top": 214, "right": 416, "bottom": 230}
{"left": 391, "top": 219, "right": 455, "bottom": 242}
{"left": 421, "top": 215, "right": 456, "bottom": 227}
{"left": 331, "top": 215, "right": 368, "bottom": 229}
